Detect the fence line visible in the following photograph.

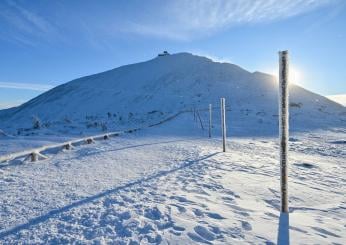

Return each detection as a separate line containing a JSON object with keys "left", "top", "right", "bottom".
{"left": 0, "top": 111, "right": 189, "bottom": 163}
{"left": 0, "top": 105, "right": 229, "bottom": 164}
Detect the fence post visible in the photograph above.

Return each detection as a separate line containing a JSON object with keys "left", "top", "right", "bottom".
{"left": 64, "top": 143, "right": 72, "bottom": 150}
{"left": 209, "top": 104, "right": 212, "bottom": 138}
{"left": 221, "top": 98, "right": 226, "bottom": 152}
{"left": 279, "top": 50, "right": 289, "bottom": 213}
{"left": 193, "top": 107, "right": 196, "bottom": 122}
{"left": 31, "top": 152, "right": 38, "bottom": 162}
{"left": 196, "top": 110, "right": 204, "bottom": 130}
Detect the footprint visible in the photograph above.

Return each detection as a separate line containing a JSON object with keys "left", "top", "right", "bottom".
{"left": 194, "top": 225, "right": 216, "bottom": 241}
{"left": 222, "top": 196, "right": 234, "bottom": 202}
{"left": 144, "top": 207, "right": 162, "bottom": 220}
{"left": 183, "top": 186, "right": 209, "bottom": 195}
{"left": 137, "top": 223, "right": 154, "bottom": 234}
{"left": 241, "top": 221, "right": 252, "bottom": 231}
{"left": 144, "top": 234, "right": 162, "bottom": 244}
{"left": 2, "top": 177, "right": 15, "bottom": 183}
{"left": 263, "top": 199, "right": 280, "bottom": 210}
{"left": 227, "top": 227, "right": 245, "bottom": 239}
{"left": 118, "top": 211, "right": 131, "bottom": 220}
{"left": 170, "top": 195, "right": 193, "bottom": 204}
{"left": 202, "top": 183, "right": 223, "bottom": 191}
{"left": 187, "top": 232, "right": 212, "bottom": 245}
{"left": 169, "top": 229, "right": 182, "bottom": 236}
{"left": 171, "top": 204, "right": 187, "bottom": 213}
{"left": 193, "top": 208, "right": 204, "bottom": 217}
{"left": 157, "top": 220, "right": 174, "bottom": 230}
{"left": 223, "top": 190, "right": 240, "bottom": 198}
{"left": 172, "top": 225, "right": 185, "bottom": 232}
{"left": 206, "top": 212, "right": 225, "bottom": 220}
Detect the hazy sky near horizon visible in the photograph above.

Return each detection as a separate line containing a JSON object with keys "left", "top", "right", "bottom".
{"left": 0, "top": 0, "right": 345, "bottom": 108}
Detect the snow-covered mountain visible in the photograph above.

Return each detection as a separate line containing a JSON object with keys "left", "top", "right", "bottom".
{"left": 0, "top": 52, "right": 345, "bottom": 135}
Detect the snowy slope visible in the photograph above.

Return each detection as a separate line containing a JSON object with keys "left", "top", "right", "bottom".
{"left": 0, "top": 53, "right": 345, "bottom": 136}
{"left": 327, "top": 94, "right": 346, "bottom": 106}
{"left": 0, "top": 112, "right": 345, "bottom": 244}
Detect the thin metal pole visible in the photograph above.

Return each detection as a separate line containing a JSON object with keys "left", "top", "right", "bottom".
{"left": 209, "top": 104, "right": 212, "bottom": 138}
{"left": 279, "top": 50, "right": 289, "bottom": 213}
{"left": 196, "top": 110, "right": 204, "bottom": 130}
{"left": 221, "top": 98, "right": 226, "bottom": 152}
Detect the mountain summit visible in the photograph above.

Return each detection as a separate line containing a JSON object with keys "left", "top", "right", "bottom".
{"left": 0, "top": 53, "right": 344, "bottom": 135}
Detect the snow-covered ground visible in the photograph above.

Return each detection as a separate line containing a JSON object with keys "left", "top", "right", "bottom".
{"left": 0, "top": 112, "right": 345, "bottom": 244}
{"left": 0, "top": 135, "right": 75, "bottom": 155}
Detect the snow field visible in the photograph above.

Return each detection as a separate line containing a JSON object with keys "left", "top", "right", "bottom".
{"left": 0, "top": 113, "right": 345, "bottom": 244}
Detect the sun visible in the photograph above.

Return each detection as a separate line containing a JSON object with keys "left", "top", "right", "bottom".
{"left": 289, "top": 65, "right": 303, "bottom": 86}
{"left": 266, "top": 64, "right": 304, "bottom": 86}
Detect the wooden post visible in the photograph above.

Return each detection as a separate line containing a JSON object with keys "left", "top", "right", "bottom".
{"left": 31, "top": 152, "right": 38, "bottom": 162}
{"left": 221, "top": 98, "right": 226, "bottom": 152}
{"left": 279, "top": 50, "right": 289, "bottom": 213}
{"left": 209, "top": 104, "right": 212, "bottom": 138}
{"left": 64, "top": 143, "right": 71, "bottom": 150}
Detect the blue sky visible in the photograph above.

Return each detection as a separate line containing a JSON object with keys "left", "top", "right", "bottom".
{"left": 0, "top": 0, "right": 345, "bottom": 108}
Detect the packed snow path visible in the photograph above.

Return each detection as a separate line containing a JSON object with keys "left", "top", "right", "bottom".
{"left": 0, "top": 115, "right": 345, "bottom": 244}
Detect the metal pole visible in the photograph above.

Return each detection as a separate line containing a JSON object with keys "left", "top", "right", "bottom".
{"left": 221, "top": 98, "right": 226, "bottom": 152}
{"left": 196, "top": 110, "right": 204, "bottom": 130}
{"left": 209, "top": 104, "right": 212, "bottom": 138}
{"left": 279, "top": 50, "right": 289, "bottom": 213}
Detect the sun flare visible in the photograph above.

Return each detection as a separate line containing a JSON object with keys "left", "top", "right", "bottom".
{"left": 289, "top": 65, "right": 303, "bottom": 85}
{"left": 269, "top": 64, "right": 304, "bottom": 85}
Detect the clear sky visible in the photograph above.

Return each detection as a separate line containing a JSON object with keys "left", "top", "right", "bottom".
{"left": 0, "top": 0, "right": 345, "bottom": 109}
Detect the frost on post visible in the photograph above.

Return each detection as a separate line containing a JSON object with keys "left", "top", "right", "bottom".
{"left": 221, "top": 98, "right": 226, "bottom": 152}
{"left": 279, "top": 50, "right": 289, "bottom": 213}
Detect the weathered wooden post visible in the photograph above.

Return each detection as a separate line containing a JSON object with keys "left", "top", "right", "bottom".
{"left": 64, "top": 143, "right": 72, "bottom": 150}
{"left": 31, "top": 152, "right": 38, "bottom": 162}
{"left": 209, "top": 104, "right": 212, "bottom": 138}
{"left": 279, "top": 50, "right": 289, "bottom": 213}
{"left": 221, "top": 98, "right": 226, "bottom": 152}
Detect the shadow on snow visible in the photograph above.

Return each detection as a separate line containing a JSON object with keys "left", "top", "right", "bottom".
{"left": 0, "top": 152, "right": 219, "bottom": 239}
